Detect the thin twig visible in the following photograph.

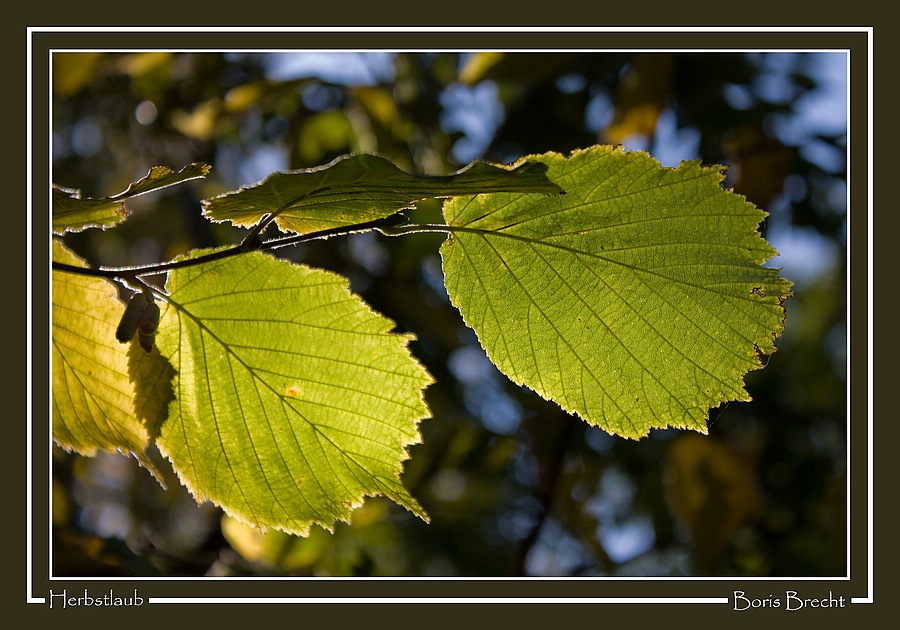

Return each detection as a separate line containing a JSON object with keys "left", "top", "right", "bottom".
{"left": 51, "top": 215, "right": 420, "bottom": 281}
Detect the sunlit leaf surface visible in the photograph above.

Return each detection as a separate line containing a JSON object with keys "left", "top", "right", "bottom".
{"left": 155, "top": 251, "right": 433, "bottom": 535}
{"left": 441, "top": 146, "right": 793, "bottom": 438}
{"left": 51, "top": 241, "right": 166, "bottom": 479}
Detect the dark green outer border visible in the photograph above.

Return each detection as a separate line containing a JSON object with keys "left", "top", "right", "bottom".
{"left": 13, "top": 18, "right": 883, "bottom": 627}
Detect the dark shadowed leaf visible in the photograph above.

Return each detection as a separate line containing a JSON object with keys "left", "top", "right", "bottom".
{"left": 52, "top": 163, "right": 211, "bottom": 234}
{"left": 201, "top": 152, "right": 564, "bottom": 235}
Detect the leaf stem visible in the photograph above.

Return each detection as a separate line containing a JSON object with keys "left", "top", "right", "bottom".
{"left": 375, "top": 222, "right": 484, "bottom": 237}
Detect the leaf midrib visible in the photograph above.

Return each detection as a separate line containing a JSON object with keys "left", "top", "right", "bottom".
{"left": 163, "top": 282, "right": 420, "bottom": 527}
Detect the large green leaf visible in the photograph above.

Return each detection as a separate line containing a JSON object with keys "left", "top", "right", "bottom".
{"left": 51, "top": 241, "right": 168, "bottom": 479}
{"left": 200, "top": 152, "right": 563, "bottom": 235}
{"left": 154, "top": 251, "right": 433, "bottom": 535}
{"left": 52, "top": 162, "right": 210, "bottom": 234}
{"left": 440, "top": 145, "right": 792, "bottom": 439}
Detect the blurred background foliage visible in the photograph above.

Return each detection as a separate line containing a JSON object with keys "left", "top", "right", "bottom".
{"left": 51, "top": 50, "right": 847, "bottom": 577}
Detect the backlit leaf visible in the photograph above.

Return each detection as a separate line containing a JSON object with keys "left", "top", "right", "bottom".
{"left": 154, "top": 251, "right": 433, "bottom": 535}
{"left": 52, "top": 186, "right": 126, "bottom": 234}
{"left": 200, "top": 152, "right": 563, "bottom": 235}
{"left": 440, "top": 145, "right": 792, "bottom": 439}
{"left": 52, "top": 162, "right": 211, "bottom": 234}
{"left": 51, "top": 241, "right": 167, "bottom": 480}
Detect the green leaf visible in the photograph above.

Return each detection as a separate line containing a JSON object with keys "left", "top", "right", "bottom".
{"left": 52, "top": 185, "right": 126, "bottom": 234}
{"left": 114, "top": 162, "right": 212, "bottom": 199}
{"left": 200, "top": 152, "right": 564, "bottom": 235}
{"left": 154, "top": 251, "right": 433, "bottom": 535}
{"left": 51, "top": 241, "right": 168, "bottom": 480}
{"left": 52, "top": 162, "right": 211, "bottom": 234}
{"left": 440, "top": 145, "right": 793, "bottom": 439}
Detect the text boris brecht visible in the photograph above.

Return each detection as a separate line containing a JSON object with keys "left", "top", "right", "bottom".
{"left": 49, "top": 588, "right": 143, "bottom": 609}
{"left": 733, "top": 590, "right": 846, "bottom": 611}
